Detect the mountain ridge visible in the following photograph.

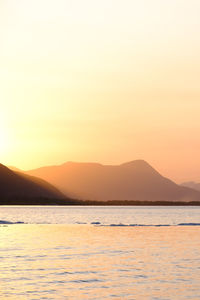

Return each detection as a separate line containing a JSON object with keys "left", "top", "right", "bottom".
{"left": 0, "top": 163, "right": 65, "bottom": 201}
{"left": 24, "top": 160, "right": 200, "bottom": 202}
{"left": 181, "top": 181, "right": 200, "bottom": 192}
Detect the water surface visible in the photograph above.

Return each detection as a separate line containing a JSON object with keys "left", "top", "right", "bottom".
{"left": 0, "top": 206, "right": 200, "bottom": 299}
{"left": 1, "top": 205, "right": 200, "bottom": 225}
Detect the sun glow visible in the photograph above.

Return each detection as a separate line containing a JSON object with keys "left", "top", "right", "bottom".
{"left": 1, "top": 0, "right": 200, "bottom": 180}
{"left": 0, "top": 131, "right": 8, "bottom": 154}
{"left": 0, "top": 120, "right": 12, "bottom": 157}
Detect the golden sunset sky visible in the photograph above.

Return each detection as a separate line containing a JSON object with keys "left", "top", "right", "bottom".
{"left": 1, "top": 0, "right": 200, "bottom": 182}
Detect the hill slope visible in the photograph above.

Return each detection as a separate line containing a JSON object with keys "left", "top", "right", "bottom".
{"left": 0, "top": 164, "right": 65, "bottom": 201}
{"left": 181, "top": 181, "right": 200, "bottom": 192}
{"left": 26, "top": 160, "right": 200, "bottom": 202}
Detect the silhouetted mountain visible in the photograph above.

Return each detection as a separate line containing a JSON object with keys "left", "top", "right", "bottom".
{"left": 0, "top": 163, "right": 65, "bottom": 202}
{"left": 181, "top": 181, "right": 200, "bottom": 192}
{"left": 8, "top": 166, "right": 22, "bottom": 172}
{"left": 26, "top": 160, "right": 200, "bottom": 202}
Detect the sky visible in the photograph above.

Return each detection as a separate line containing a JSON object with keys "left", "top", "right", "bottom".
{"left": 0, "top": 0, "right": 200, "bottom": 182}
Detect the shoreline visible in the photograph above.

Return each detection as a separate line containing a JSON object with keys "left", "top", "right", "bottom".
{"left": 1, "top": 198, "right": 200, "bottom": 206}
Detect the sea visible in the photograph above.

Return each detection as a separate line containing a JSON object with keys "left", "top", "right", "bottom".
{"left": 0, "top": 206, "right": 200, "bottom": 300}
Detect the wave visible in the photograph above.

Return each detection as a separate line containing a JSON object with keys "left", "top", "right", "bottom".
{"left": 178, "top": 223, "right": 200, "bottom": 226}
{"left": 91, "top": 222, "right": 101, "bottom": 225}
{"left": 98, "top": 223, "right": 200, "bottom": 227}
{"left": 75, "top": 222, "right": 87, "bottom": 224}
{"left": 102, "top": 223, "right": 170, "bottom": 227}
{"left": 1, "top": 220, "right": 200, "bottom": 226}
{"left": 0, "top": 220, "right": 24, "bottom": 225}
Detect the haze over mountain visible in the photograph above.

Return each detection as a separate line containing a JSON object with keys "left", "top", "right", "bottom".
{"left": 181, "top": 182, "right": 200, "bottom": 192}
{"left": 25, "top": 160, "right": 200, "bottom": 202}
{"left": 0, "top": 163, "right": 65, "bottom": 201}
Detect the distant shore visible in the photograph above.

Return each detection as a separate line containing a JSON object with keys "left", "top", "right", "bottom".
{"left": 0, "top": 198, "right": 200, "bottom": 206}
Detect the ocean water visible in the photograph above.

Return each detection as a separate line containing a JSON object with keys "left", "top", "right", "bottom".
{"left": 0, "top": 206, "right": 200, "bottom": 299}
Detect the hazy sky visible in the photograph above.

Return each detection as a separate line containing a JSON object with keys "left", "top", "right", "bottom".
{"left": 1, "top": 0, "right": 200, "bottom": 182}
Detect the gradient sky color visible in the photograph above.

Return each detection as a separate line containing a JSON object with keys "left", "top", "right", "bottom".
{"left": 1, "top": 0, "right": 200, "bottom": 182}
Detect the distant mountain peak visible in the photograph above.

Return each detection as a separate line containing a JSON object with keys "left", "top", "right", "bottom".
{"left": 181, "top": 181, "right": 200, "bottom": 192}
{"left": 120, "top": 160, "right": 158, "bottom": 173}
{"left": 120, "top": 159, "right": 150, "bottom": 167}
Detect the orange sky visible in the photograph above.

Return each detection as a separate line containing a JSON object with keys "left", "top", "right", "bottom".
{"left": 1, "top": 0, "right": 200, "bottom": 183}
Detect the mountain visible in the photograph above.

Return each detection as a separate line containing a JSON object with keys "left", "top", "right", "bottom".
{"left": 0, "top": 163, "right": 65, "bottom": 203}
{"left": 25, "top": 160, "right": 200, "bottom": 202}
{"left": 181, "top": 181, "right": 200, "bottom": 192}
{"left": 8, "top": 166, "right": 22, "bottom": 172}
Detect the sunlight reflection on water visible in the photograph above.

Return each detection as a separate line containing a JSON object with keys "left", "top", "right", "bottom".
{"left": 0, "top": 205, "right": 200, "bottom": 225}
{"left": 0, "top": 224, "right": 200, "bottom": 299}
{"left": 0, "top": 206, "right": 200, "bottom": 299}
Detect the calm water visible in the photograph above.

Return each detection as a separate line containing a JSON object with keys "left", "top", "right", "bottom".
{"left": 0, "top": 206, "right": 200, "bottom": 299}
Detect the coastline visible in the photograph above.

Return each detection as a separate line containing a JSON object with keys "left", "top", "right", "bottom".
{"left": 1, "top": 198, "right": 200, "bottom": 206}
